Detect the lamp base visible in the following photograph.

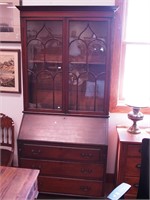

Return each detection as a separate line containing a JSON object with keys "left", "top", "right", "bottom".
{"left": 128, "top": 122, "right": 141, "bottom": 134}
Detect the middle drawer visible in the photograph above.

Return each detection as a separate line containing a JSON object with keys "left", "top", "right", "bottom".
{"left": 125, "top": 157, "right": 141, "bottom": 177}
{"left": 19, "top": 158, "right": 104, "bottom": 180}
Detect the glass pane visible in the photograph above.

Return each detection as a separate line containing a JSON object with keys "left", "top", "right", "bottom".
{"left": 68, "top": 21, "right": 107, "bottom": 112}
{"left": 123, "top": 44, "right": 150, "bottom": 106}
{"left": 27, "top": 20, "right": 63, "bottom": 110}
{"left": 125, "top": 0, "right": 150, "bottom": 43}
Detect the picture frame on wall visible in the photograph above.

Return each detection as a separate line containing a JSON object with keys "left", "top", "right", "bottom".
{"left": 0, "top": 0, "right": 20, "bottom": 42}
{"left": 0, "top": 49, "right": 21, "bottom": 93}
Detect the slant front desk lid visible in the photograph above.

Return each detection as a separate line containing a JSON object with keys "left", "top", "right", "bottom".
{"left": 18, "top": 114, "right": 108, "bottom": 145}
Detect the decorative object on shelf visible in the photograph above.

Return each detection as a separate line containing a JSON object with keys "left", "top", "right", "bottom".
{"left": 0, "top": 0, "right": 20, "bottom": 42}
{"left": 0, "top": 49, "right": 21, "bottom": 93}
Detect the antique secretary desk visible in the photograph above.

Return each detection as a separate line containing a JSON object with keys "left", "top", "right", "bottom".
{"left": 17, "top": 6, "right": 117, "bottom": 198}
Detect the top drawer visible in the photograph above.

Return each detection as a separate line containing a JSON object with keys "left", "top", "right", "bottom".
{"left": 18, "top": 142, "right": 107, "bottom": 163}
{"left": 127, "top": 144, "right": 141, "bottom": 157}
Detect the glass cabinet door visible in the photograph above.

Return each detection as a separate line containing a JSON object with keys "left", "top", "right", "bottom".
{"left": 27, "top": 20, "right": 63, "bottom": 111}
{"left": 25, "top": 18, "right": 110, "bottom": 116}
{"left": 68, "top": 20, "right": 108, "bottom": 113}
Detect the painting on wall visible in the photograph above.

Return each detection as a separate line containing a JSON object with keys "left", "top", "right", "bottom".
{"left": 0, "top": 0, "right": 20, "bottom": 42}
{"left": 0, "top": 49, "right": 21, "bottom": 93}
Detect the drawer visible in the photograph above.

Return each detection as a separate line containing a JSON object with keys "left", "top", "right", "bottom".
{"left": 18, "top": 143, "right": 106, "bottom": 162}
{"left": 38, "top": 176, "right": 103, "bottom": 198}
{"left": 127, "top": 144, "right": 141, "bottom": 157}
{"left": 124, "top": 177, "right": 139, "bottom": 197}
{"left": 125, "top": 157, "right": 141, "bottom": 176}
{"left": 19, "top": 158, "right": 104, "bottom": 180}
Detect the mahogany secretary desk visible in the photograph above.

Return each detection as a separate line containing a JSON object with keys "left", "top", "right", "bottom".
{"left": 17, "top": 6, "right": 117, "bottom": 198}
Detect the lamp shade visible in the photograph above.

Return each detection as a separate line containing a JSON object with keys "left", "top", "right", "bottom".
{"left": 125, "top": 96, "right": 150, "bottom": 108}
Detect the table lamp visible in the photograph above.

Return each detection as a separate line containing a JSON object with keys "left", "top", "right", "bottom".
{"left": 126, "top": 99, "right": 149, "bottom": 134}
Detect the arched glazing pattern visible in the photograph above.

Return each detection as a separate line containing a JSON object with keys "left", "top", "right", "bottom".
{"left": 27, "top": 21, "right": 63, "bottom": 110}
{"left": 69, "top": 21, "right": 107, "bottom": 112}
{"left": 25, "top": 18, "right": 109, "bottom": 115}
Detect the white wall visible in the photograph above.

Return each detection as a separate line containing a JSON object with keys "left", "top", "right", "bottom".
{"left": 0, "top": 43, "right": 23, "bottom": 166}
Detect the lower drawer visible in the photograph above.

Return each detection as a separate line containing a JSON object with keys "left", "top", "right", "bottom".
{"left": 19, "top": 158, "right": 104, "bottom": 180}
{"left": 38, "top": 176, "right": 103, "bottom": 198}
{"left": 124, "top": 176, "right": 139, "bottom": 197}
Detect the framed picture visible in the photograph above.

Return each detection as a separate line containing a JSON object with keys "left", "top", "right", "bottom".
{"left": 0, "top": 49, "right": 21, "bottom": 93}
{"left": 0, "top": 0, "right": 20, "bottom": 42}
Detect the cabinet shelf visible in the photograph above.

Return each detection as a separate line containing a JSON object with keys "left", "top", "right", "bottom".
{"left": 29, "top": 55, "right": 105, "bottom": 65}
{"left": 29, "top": 60, "right": 62, "bottom": 64}
{"left": 29, "top": 60, "right": 105, "bottom": 65}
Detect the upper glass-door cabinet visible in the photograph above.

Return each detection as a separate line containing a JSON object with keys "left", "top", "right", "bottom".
{"left": 19, "top": 6, "right": 117, "bottom": 117}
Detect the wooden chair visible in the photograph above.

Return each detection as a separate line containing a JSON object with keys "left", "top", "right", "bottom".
{"left": 0, "top": 113, "right": 14, "bottom": 166}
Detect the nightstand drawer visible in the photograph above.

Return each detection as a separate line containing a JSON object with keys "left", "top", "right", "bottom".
{"left": 38, "top": 176, "right": 103, "bottom": 197}
{"left": 19, "top": 143, "right": 106, "bottom": 162}
{"left": 127, "top": 145, "right": 141, "bottom": 157}
{"left": 125, "top": 157, "right": 141, "bottom": 176}
{"left": 124, "top": 177, "right": 139, "bottom": 196}
{"left": 19, "top": 158, "right": 104, "bottom": 180}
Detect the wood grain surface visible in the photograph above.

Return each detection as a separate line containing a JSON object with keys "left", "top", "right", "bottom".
{"left": 0, "top": 166, "right": 39, "bottom": 200}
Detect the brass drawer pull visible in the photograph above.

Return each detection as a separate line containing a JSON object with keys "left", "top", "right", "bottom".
{"left": 31, "top": 149, "right": 41, "bottom": 155}
{"left": 81, "top": 168, "right": 92, "bottom": 174}
{"left": 80, "top": 152, "right": 93, "bottom": 159}
{"left": 80, "top": 186, "right": 91, "bottom": 192}
{"left": 136, "top": 164, "right": 141, "bottom": 168}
